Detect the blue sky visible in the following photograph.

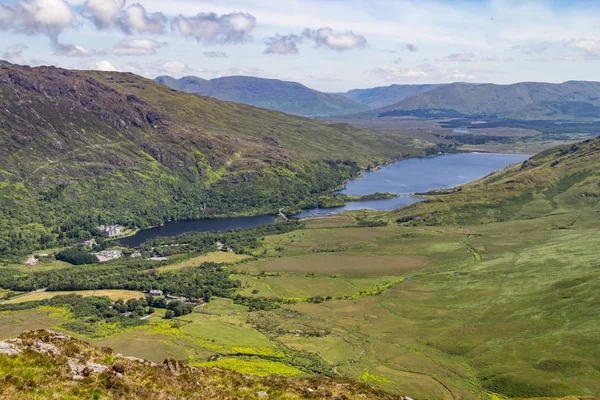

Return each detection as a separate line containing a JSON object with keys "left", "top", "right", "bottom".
{"left": 1, "top": 0, "right": 600, "bottom": 91}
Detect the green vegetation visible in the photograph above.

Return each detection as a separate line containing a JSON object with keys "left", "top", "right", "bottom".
{"left": 55, "top": 247, "right": 99, "bottom": 265}
{"left": 0, "top": 330, "right": 400, "bottom": 399}
{"left": 0, "top": 64, "right": 426, "bottom": 259}
{"left": 192, "top": 357, "right": 305, "bottom": 377}
{"left": 0, "top": 294, "right": 152, "bottom": 338}
{"left": 2, "top": 62, "right": 600, "bottom": 400}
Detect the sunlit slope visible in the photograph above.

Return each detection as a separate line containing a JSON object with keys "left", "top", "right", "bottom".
{"left": 393, "top": 137, "right": 600, "bottom": 225}
{"left": 0, "top": 64, "right": 420, "bottom": 256}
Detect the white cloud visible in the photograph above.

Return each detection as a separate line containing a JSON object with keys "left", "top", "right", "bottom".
{"left": 264, "top": 34, "right": 302, "bottom": 55}
{"left": 565, "top": 38, "right": 600, "bottom": 54}
{"left": 0, "top": 0, "right": 73, "bottom": 36}
{"left": 95, "top": 60, "right": 116, "bottom": 71}
{"left": 303, "top": 27, "right": 367, "bottom": 51}
{"left": 372, "top": 63, "right": 479, "bottom": 83}
{"left": 436, "top": 51, "right": 476, "bottom": 63}
{"left": 173, "top": 12, "right": 256, "bottom": 44}
{"left": 1, "top": 44, "right": 28, "bottom": 64}
{"left": 122, "top": 3, "right": 166, "bottom": 34}
{"left": 203, "top": 51, "right": 228, "bottom": 58}
{"left": 511, "top": 42, "right": 550, "bottom": 55}
{"left": 107, "top": 38, "right": 167, "bottom": 56}
{"left": 84, "top": 0, "right": 125, "bottom": 29}
{"left": 52, "top": 38, "right": 96, "bottom": 57}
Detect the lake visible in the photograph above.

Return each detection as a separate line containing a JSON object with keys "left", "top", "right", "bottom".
{"left": 119, "top": 153, "right": 530, "bottom": 246}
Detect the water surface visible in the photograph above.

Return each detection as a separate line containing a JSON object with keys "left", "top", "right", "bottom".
{"left": 120, "top": 153, "right": 530, "bottom": 246}
{"left": 342, "top": 153, "right": 530, "bottom": 196}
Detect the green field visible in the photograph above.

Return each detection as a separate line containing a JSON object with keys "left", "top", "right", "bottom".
{"left": 236, "top": 253, "right": 427, "bottom": 276}
{"left": 4, "top": 290, "right": 145, "bottom": 304}
{"left": 159, "top": 252, "right": 251, "bottom": 273}
{"left": 0, "top": 308, "right": 67, "bottom": 339}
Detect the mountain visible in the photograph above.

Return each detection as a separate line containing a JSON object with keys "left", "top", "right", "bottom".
{"left": 0, "top": 329, "right": 401, "bottom": 399}
{"left": 0, "top": 64, "right": 420, "bottom": 257}
{"left": 394, "top": 136, "right": 600, "bottom": 225}
{"left": 376, "top": 81, "right": 600, "bottom": 118}
{"left": 155, "top": 75, "right": 369, "bottom": 117}
{"left": 503, "top": 100, "right": 600, "bottom": 120}
{"left": 338, "top": 84, "right": 443, "bottom": 109}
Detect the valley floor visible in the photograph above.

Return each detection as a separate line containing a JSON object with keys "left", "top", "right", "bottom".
{"left": 2, "top": 207, "right": 599, "bottom": 399}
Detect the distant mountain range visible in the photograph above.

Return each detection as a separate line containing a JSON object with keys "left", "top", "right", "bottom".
{"left": 156, "top": 75, "right": 600, "bottom": 122}
{"left": 155, "top": 75, "right": 369, "bottom": 117}
{"left": 375, "top": 81, "right": 600, "bottom": 120}
{"left": 338, "top": 84, "right": 443, "bottom": 109}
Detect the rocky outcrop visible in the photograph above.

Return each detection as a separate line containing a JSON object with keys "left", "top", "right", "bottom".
{"left": 0, "top": 330, "right": 405, "bottom": 400}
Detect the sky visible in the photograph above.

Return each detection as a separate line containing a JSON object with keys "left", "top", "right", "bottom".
{"left": 1, "top": 0, "right": 600, "bottom": 92}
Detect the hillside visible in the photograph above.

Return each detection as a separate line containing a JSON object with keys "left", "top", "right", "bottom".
{"left": 502, "top": 100, "right": 600, "bottom": 120}
{"left": 339, "top": 84, "right": 442, "bottom": 109}
{"left": 0, "top": 64, "right": 420, "bottom": 257}
{"left": 155, "top": 75, "right": 369, "bottom": 117}
{"left": 376, "top": 81, "right": 600, "bottom": 118}
{"left": 0, "top": 330, "right": 401, "bottom": 399}
{"left": 394, "top": 136, "right": 600, "bottom": 225}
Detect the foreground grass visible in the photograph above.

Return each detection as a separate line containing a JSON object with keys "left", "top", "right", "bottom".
{"left": 0, "top": 330, "right": 401, "bottom": 400}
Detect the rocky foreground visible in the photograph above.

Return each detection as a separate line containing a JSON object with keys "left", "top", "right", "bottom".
{"left": 0, "top": 330, "right": 404, "bottom": 400}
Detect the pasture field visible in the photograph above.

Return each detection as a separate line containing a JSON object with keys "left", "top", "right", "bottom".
{"left": 8, "top": 257, "right": 72, "bottom": 273}
{"left": 235, "top": 254, "right": 427, "bottom": 276}
{"left": 0, "top": 308, "right": 66, "bottom": 339}
{"left": 181, "top": 319, "right": 275, "bottom": 350}
{"left": 244, "top": 213, "right": 600, "bottom": 399}
{"left": 4, "top": 290, "right": 145, "bottom": 304}
{"left": 235, "top": 274, "right": 404, "bottom": 298}
{"left": 302, "top": 214, "right": 357, "bottom": 229}
{"left": 159, "top": 252, "right": 251, "bottom": 272}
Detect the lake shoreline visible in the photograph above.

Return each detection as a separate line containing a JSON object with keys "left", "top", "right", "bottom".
{"left": 119, "top": 152, "right": 529, "bottom": 247}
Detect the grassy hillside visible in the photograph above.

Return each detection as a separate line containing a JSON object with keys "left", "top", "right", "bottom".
{"left": 0, "top": 329, "right": 401, "bottom": 399}
{"left": 339, "top": 84, "right": 443, "bottom": 109}
{"left": 0, "top": 64, "right": 421, "bottom": 258}
{"left": 503, "top": 101, "right": 600, "bottom": 120}
{"left": 376, "top": 81, "right": 600, "bottom": 118}
{"left": 155, "top": 75, "right": 369, "bottom": 117}
{"left": 393, "top": 137, "right": 600, "bottom": 225}
{"left": 1, "top": 139, "right": 599, "bottom": 399}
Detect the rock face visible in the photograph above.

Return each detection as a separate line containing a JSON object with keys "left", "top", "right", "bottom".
{"left": 0, "top": 330, "right": 404, "bottom": 400}
{"left": 0, "top": 341, "right": 18, "bottom": 355}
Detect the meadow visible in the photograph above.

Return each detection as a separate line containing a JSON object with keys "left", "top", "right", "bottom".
{"left": 158, "top": 252, "right": 251, "bottom": 273}
{"left": 4, "top": 290, "right": 144, "bottom": 304}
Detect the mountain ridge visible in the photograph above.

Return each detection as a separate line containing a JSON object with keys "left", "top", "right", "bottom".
{"left": 338, "top": 83, "right": 443, "bottom": 109}
{"left": 155, "top": 75, "right": 369, "bottom": 117}
{"left": 374, "top": 81, "right": 600, "bottom": 118}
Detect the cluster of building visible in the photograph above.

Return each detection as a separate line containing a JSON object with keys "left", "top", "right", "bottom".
{"left": 24, "top": 254, "right": 50, "bottom": 266}
{"left": 93, "top": 250, "right": 123, "bottom": 263}
{"left": 99, "top": 225, "right": 128, "bottom": 238}
{"left": 216, "top": 241, "right": 233, "bottom": 252}
{"left": 148, "top": 290, "right": 204, "bottom": 305}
